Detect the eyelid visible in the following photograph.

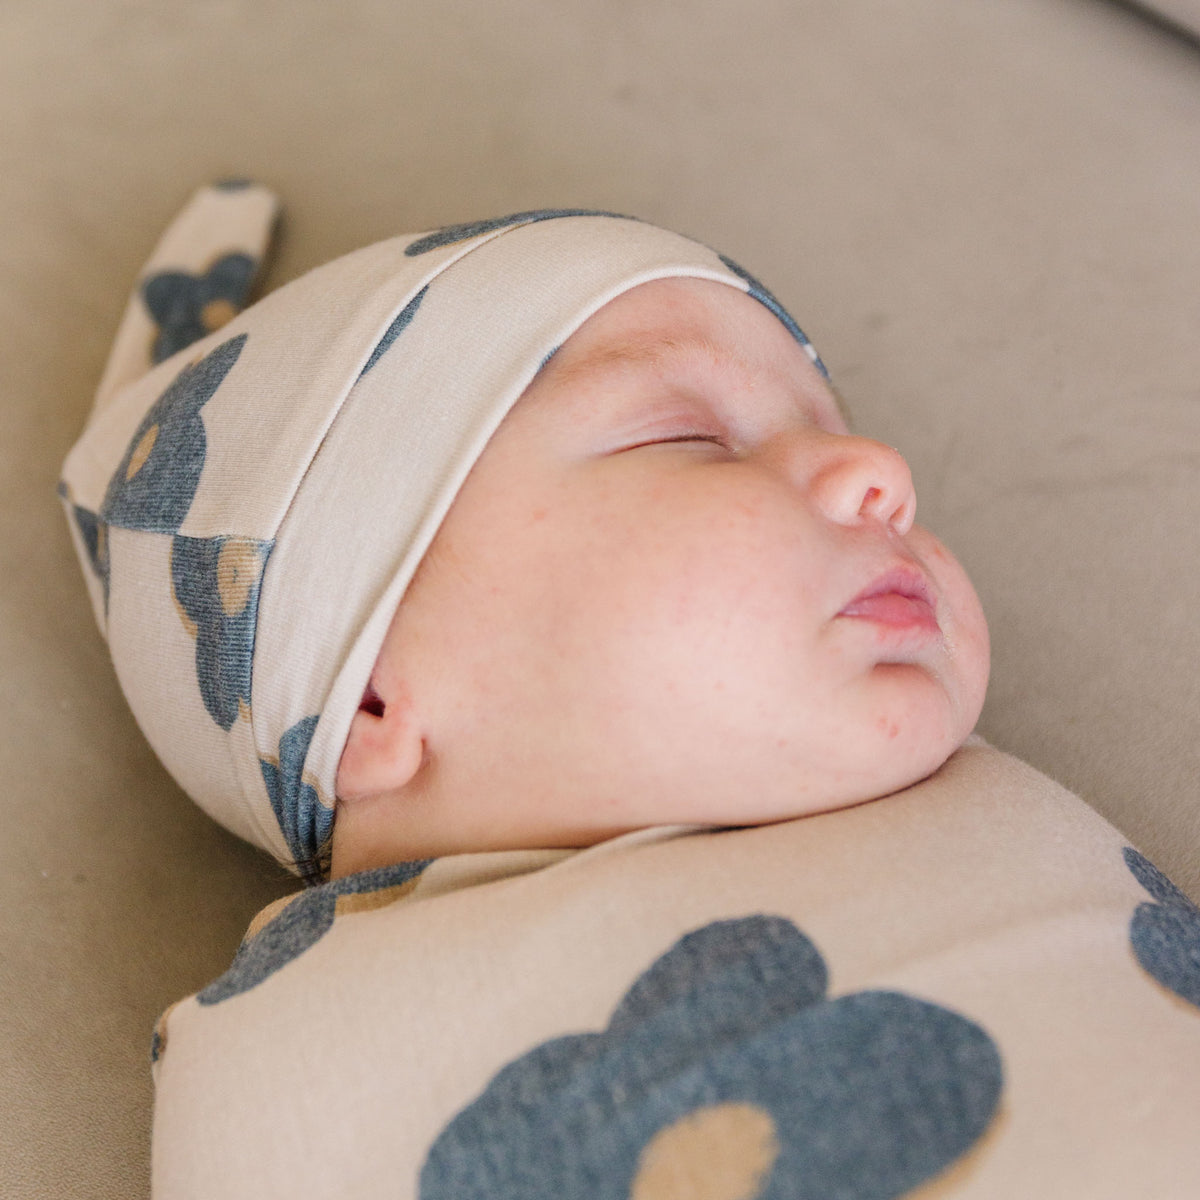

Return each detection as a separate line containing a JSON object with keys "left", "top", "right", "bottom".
{"left": 624, "top": 431, "right": 733, "bottom": 452}
{"left": 615, "top": 379, "right": 838, "bottom": 454}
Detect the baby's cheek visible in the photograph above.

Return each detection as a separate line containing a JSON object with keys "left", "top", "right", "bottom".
{"left": 957, "top": 605, "right": 991, "bottom": 723}
{"left": 911, "top": 525, "right": 958, "bottom": 570}
{"left": 910, "top": 527, "right": 990, "bottom": 709}
{"left": 913, "top": 528, "right": 977, "bottom": 614}
{"left": 943, "top": 577, "right": 990, "bottom": 724}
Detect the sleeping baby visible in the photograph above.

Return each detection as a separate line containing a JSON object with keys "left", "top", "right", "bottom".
{"left": 61, "top": 183, "right": 1200, "bottom": 1199}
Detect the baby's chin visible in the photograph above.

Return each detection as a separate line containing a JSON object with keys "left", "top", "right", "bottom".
{"left": 670, "top": 733, "right": 972, "bottom": 839}
{"left": 862, "top": 732, "right": 967, "bottom": 803}
{"left": 805, "top": 712, "right": 978, "bottom": 818}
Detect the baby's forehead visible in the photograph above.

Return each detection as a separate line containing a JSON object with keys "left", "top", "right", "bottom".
{"left": 515, "top": 276, "right": 849, "bottom": 427}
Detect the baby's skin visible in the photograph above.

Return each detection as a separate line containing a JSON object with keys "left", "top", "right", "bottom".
{"left": 331, "top": 277, "right": 990, "bottom": 877}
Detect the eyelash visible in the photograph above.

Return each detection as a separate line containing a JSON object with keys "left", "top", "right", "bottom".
{"left": 634, "top": 433, "right": 731, "bottom": 450}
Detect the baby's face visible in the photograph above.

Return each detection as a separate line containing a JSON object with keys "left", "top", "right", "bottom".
{"left": 331, "top": 277, "right": 989, "bottom": 876}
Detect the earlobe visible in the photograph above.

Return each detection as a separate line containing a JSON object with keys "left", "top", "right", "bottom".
{"left": 335, "top": 680, "right": 426, "bottom": 802}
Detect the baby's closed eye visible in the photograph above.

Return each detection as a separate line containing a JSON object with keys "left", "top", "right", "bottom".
{"left": 626, "top": 432, "right": 732, "bottom": 451}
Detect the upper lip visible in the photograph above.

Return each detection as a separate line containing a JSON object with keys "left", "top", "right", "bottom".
{"left": 839, "top": 564, "right": 936, "bottom": 615}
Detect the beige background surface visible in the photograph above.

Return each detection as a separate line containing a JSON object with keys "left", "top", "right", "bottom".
{"left": 1132, "top": 0, "right": 1200, "bottom": 38}
{"left": 2, "top": 1, "right": 1198, "bottom": 1195}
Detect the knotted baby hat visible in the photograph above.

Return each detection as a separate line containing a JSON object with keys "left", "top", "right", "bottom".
{"left": 59, "top": 182, "right": 828, "bottom": 883}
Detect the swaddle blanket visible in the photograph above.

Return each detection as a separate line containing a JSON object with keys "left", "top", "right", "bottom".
{"left": 59, "top": 183, "right": 825, "bottom": 882}
{"left": 150, "top": 739, "right": 1200, "bottom": 1198}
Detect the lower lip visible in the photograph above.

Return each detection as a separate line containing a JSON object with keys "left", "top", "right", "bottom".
{"left": 838, "top": 593, "right": 941, "bottom": 634}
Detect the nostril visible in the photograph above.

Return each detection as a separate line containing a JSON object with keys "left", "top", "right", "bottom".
{"left": 857, "top": 483, "right": 914, "bottom": 533}
{"left": 859, "top": 486, "right": 894, "bottom": 524}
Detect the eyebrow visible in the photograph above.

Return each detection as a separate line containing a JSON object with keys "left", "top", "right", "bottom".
{"left": 533, "top": 330, "right": 853, "bottom": 426}
{"left": 540, "top": 334, "right": 739, "bottom": 395}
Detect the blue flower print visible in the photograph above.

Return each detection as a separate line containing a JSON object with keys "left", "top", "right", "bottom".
{"left": 149, "top": 998, "right": 183, "bottom": 1065}
{"left": 58, "top": 487, "right": 110, "bottom": 610}
{"left": 718, "top": 255, "right": 830, "bottom": 380}
{"left": 259, "top": 716, "right": 338, "bottom": 884}
{"left": 405, "top": 209, "right": 636, "bottom": 256}
{"left": 170, "top": 534, "right": 273, "bottom": 730}
{"left": 1125, "top": 846, "right": 1200, "bottom": 1009}
{"left": 421, "top": 915, "right": 1003, "bottom": 1200}
{"left": 142, "top": 254, "right": 258, "bottom": 365}
{"left": 101, "top": 333, "right": 246, "bottom": 534}
{"left": 359, "top": 286, "right": 428, "bottom": 376}
{"left": 188, "top": 858, "right": 432, "bottom": 1016}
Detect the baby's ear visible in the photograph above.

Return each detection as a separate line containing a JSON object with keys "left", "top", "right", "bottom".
{"left": 335, "top": 680, "right": 425, "bottom": 801}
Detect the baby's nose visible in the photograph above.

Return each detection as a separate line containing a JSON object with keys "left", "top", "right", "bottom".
{"left": 803, "top": 433, "right": 917, "bottom": 535}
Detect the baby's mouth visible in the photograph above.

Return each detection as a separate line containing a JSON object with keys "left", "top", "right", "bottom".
{"left": 837, "top": 565, "right": 940, "bottom": 634}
